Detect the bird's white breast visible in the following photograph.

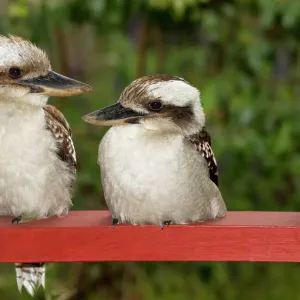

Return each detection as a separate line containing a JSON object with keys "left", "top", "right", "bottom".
{"left": 0, "top": 102, "right": 73, "bottom": 218}
{"left": 99, "top": 125, "right": 226, "bottom": 225}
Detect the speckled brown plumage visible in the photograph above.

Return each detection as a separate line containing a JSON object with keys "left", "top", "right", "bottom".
{"left": 120, "top": 75, "right": 187, "bottom": 107}
{"left": 188, "top": 128, "right": 218, "bottom": 186}
{"left": 0, "top": 35, "right": 50, "bottom": 80}
{"left": 43, "top": 105, "right": 76, "bottom": 175}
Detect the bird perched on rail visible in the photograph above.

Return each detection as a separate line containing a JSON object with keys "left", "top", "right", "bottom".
{"left": 82, "top": 75, "right": 226, "bottom": 227}
{"left": 0, "top": 35, "right": 91, "bottom": 296}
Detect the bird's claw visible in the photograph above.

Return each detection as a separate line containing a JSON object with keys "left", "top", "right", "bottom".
{"left": 112, "top": 218, "right": 119, "bottom": 228}
{"left": 11, "top": 215, "right": 37, "bottom": 224}
{"left": 11, "top": 216, "right": 22, "bottom": 224}
{"left": 161, "top": 220, "right": 172, "bottom": 230}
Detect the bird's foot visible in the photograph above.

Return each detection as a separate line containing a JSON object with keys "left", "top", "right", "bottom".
{"left": 112, "top": 218, "right": 119, "bottom": 228}
{"left": 11, "top": 215, "right": 37, "bottom": 224}
{"left": 161, "top": 220, "right": 172, "bottom": 230}
{"left": 11, "top": 216, "right": 22, "bottom": 224}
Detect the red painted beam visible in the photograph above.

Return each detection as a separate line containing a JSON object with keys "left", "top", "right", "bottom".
{"left": 1, "top": 211, "right": 300, "bottom": 263}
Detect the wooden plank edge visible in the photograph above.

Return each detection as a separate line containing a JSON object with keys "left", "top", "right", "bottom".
{"left": 0, "top": 211, "right": 299, "bottom": 263}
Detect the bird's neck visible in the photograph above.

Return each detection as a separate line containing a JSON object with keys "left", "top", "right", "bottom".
{"left": 0, "top": 93, "right": 48, "bottom": 108}
{"left": 110, "top": 125, "right": 183, "bottom": 141}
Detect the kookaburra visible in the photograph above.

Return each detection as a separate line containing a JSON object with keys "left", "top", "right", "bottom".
{"left": 0, "top": 35, "right": 91, "bottom": 296}
{"left": 82, "top": 75, "right": 226, "bottom": 227}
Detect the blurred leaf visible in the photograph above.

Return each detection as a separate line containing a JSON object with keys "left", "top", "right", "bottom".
{"left": 8, "top": 0, "right": 28, "bottom": 18}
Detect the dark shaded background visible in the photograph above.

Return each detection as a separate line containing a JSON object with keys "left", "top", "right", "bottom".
{"left": 1, "top": 0, "right": 300, "bottom": 299}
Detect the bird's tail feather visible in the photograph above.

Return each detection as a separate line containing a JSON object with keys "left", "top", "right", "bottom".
{"left": 15, "top": 263, "right": 46, "bottom": 296}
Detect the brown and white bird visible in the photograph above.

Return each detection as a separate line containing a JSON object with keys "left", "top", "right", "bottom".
{"left": 0, "top": 35, "right": 91, "bottom": 296}
{"left": 82, "top": 75, "right": 226, "bottom": 227}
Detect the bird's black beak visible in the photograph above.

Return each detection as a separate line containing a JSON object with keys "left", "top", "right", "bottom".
{"left": 17, "top": 70, "right": 92, "bottom": 97}
{"left": 82, "top": 102, "right": 145, "bottom": 126}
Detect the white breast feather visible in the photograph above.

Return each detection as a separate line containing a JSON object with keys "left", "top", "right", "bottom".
{"left": 98, "top": 125, "right": 226, "bottom": 225}
{"left": 0, "top": 101, "right": 74, "bottom": 218}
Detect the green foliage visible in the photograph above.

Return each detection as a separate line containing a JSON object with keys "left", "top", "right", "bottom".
{"left": 1, "top": 0, "right": 300, "bottom": 299}
{"left": 149, "top": 0, "right": 209, "bottom": 18}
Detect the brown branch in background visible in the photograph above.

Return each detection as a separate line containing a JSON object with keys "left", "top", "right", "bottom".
{"left": 69, "top": 263, "right": 89, "bottom": 300}
{"left": 137, "top": 20, "right": 148, "bottom": 77}
{"left": 151, "top": 22, "right": 164, "bottom": 73}
{"left": 120, "top": 263, "right": 141, "bottom": 300}
{"left": 70, "top": 263, "right": 129, "bottom": 300}
{"left": 54, "top": 26, "right": 70, "bottom": 76}
{"left": 210, "top": 25, "right": 232, "bottom": 75}
{"left": 67, "top": 24, "right": 91, "bottom": 82}
{"left": 0, "top": 0, "right": 9, "bottom": 33}
{"left": 294, "top": 46, "right": 300, "bottom": 95}
{"left": 53, "top": 26, "right": 70, "bottom": 109}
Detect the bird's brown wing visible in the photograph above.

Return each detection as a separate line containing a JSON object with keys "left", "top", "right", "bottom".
{"left": 43, "top": 105, "right": 76, "bottom": 175}
{"left": 188, "top": 128, "right": 218, "bottom": 186}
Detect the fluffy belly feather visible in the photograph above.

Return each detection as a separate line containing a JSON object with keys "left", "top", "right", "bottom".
{"left": 0, "top": 104, "right": 73, "bottom": 218}
{"left": 99, "top": 126, "right": 226, "bottom": 225}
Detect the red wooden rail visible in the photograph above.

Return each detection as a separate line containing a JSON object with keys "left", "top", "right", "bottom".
{"left": 1, "top": 211, "right": 300, "bottom": 263}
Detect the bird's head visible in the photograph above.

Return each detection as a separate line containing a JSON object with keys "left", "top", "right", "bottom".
{"left": 0, "top": 35, "right": 91, "bottom": 106}
{"left": 82, "top": 75, "right": 205, "bottom": 135}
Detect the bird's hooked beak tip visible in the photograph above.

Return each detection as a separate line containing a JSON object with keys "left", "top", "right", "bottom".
{"left": 81, "top": 114, "right": 95, "bottom": 124}
{"left": 76, "top": 84, "right": 92, "bottom": 94}
{"left": 17, "top": 71, "right": 92, "bottom": 97}
{"left": 82, "top": 102, "right": 145, "bottom": 126}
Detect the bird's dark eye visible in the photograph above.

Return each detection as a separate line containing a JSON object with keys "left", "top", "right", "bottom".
{"left": 8, "top": 67, "right": 22, "bottom": 79}
{"left": 149, "top": 101, "right": 163, "bottom": 111}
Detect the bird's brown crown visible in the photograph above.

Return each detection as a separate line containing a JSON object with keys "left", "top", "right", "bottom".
{"left": 0, "top": 35, "right": 50, "bottom": 82}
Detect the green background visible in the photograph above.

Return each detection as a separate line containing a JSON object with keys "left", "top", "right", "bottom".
{"left": 1, "top": 0, "right": 300, "bottom": 299}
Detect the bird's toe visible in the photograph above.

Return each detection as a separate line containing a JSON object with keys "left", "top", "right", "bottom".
{"left": 112, "top": 218, "right": 119, "bottom": 227}
{"left": 161, "top": 220, "right": 172, "bottom": 230}
{"left": 11, "top": 216, "right": 22, "bottom": 224}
